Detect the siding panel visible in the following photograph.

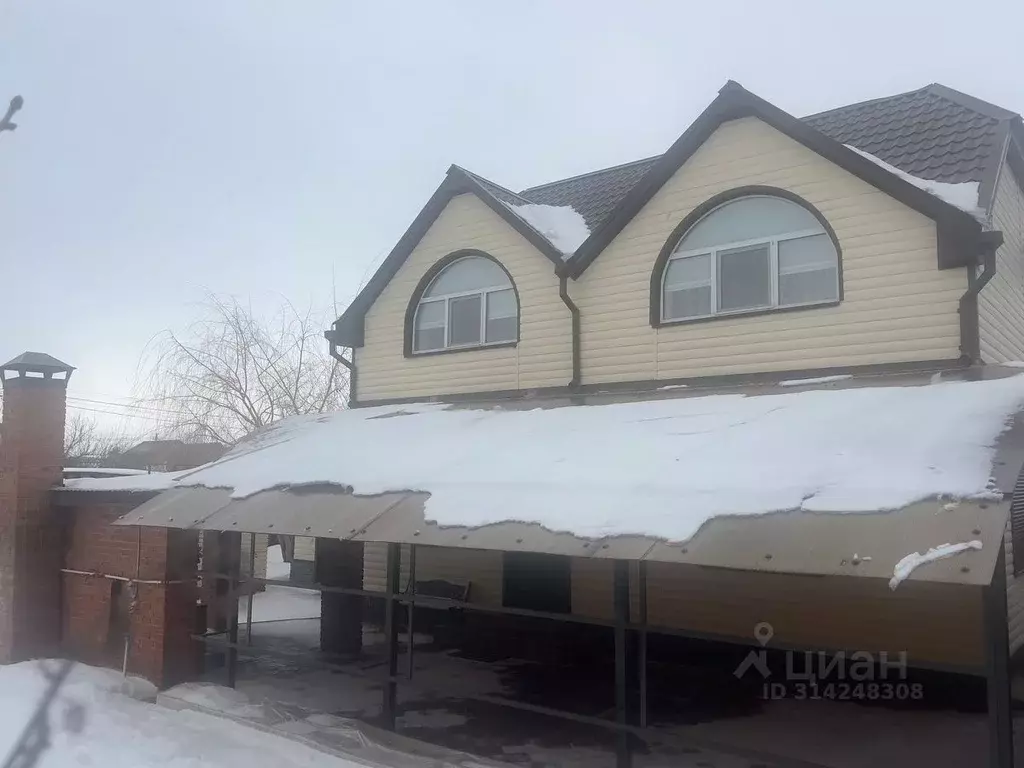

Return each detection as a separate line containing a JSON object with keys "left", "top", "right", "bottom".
{"left": 573, "top": 117, "right": 966, "bottom": 383}
{"left": 642, "top": 563, "right": 983, "bottom": 668}
{"left": 980, "top": 166, "right": 1024, "bottom": 362}
{"left": 357, "top": 194, "right": 571, "bottom": 401}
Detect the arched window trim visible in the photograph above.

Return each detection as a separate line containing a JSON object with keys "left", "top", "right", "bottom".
{"left": 650, "top": 186, "right": 843, "bottom": 328}
{"left": 404, "top": 250, "right": 521, "bottom": 358}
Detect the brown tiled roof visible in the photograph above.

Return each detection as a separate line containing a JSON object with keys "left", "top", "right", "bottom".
{"left": 516, "top": 84, "right": 1018, "bottom": 231}
{"left": 803, "top": 84, "right": 1010, "bottom": 185}
{"left": 519, "top": 157, "right": 660, "bottom": 229}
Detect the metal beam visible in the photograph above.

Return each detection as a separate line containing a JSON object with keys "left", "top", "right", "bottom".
{"left": 638, "top": 561, "right": 648, "bottom": 729}
{"left": 406, "top": 544, "right": 417, "bottom": 680}
{"left": 984, "top": 543, "right": 1014, "bottom": 768}
{"left": 246, "top": 533, "right": 256, "bottom": 645}
{"left": 614, "top": 559, "right": 632, "bottom": 768}
{"left": 382, "top": 542, "right": 401, "bottom": 729}
{"left": 223, "top": 532, "right": 242, "bottom": 688}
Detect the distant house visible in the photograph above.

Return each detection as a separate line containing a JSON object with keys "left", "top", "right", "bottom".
{"left": 112, "top": 439, "right": 227, "bottom": 472}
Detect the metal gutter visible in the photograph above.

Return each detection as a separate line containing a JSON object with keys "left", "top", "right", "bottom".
{"left": 558, "top": 273, "right": 581, "bottom": 389}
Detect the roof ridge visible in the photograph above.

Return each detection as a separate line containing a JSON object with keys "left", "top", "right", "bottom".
{"left": 520, "top": 155, "right": 661, "bottom": 195}
{"left": 452, "top": 165, "right": 531, "bottom": 204}
{"left": 923, "top": 83, "right": 1018, "bottom": 121}
{"left": 801, "top": 84, "right": 931, "bottom": 120}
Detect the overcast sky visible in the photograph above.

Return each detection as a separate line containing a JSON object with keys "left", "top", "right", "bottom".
{"left": 2, "top": 0, "right": 1022, "bottom": 435}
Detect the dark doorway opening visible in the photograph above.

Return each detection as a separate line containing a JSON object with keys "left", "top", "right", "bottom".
{"left": 502, "top": 552, "right": 571, "bottom": 614}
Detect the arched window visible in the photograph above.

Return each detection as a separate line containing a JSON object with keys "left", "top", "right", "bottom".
{"left": 411, "top": 254, "right": 518, "bottom": 353}
{"left": 659, "top": 193, "right": 840, "bottom": 323}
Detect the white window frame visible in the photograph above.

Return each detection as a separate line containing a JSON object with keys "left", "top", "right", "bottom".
{"left": 412, "top": 260, "right": 517, "bottom": 353}
{"left": 661, "top": 226, "right": 839, "bottom": 323}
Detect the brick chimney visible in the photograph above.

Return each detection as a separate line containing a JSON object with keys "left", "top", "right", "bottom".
{"left": 0, "top": 352, "right": 74, "bottom": 662}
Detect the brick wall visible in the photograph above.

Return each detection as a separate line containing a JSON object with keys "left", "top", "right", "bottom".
{"left": 60, "top": 500, "right": 200, "bottom": 687}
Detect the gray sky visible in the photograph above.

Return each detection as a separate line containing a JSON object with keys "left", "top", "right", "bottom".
{"left": 2, "top": 0, "right": 1022, "bottom": 434}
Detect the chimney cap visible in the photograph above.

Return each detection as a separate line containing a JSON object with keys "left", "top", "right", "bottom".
{"left": 0, "top": 352, "right": 75, "bottom": 379}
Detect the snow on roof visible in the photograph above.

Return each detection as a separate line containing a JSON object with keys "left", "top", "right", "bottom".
{"left": 63, "top": 467, "right": 152, "bottom": 476}
{"left": 845, "top": 144, "right": 984, "bottom": 219}
{"left": 64, "top": 470, "right": 186, "bottom": 492}
{"left": 888, "top": 540, "right": 983, "bottom": 590}
{"left": 778, "top": 374, "right": 852, "bottom": 387}
{"left": 70, "top": 375, "right": 1024, "bottom": 542}
{"left": 509, "top": 202, "right": 590, "bottom": 258}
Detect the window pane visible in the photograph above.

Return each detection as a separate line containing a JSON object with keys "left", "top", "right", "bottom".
{"left": 780, "top": 268, "right": 838, "bottom": 305}
{"left": 413, "top": 300, "right": 445, "bottom": 351}
{"left": 665, "top": 286, "right": 712, "bottom": 319}
{"left": 485, "top": 289, "right": 517, "bottom": 342}
{"left": 414, "top": 327, "right": 445, "bottom": 351}
{"left": 424, "top": 257, "right": 511, "bottom": 297}
{"left": 778, "top": 233, "right": 836, "bottom": 273}
{"left": 448, "top": 295, "right": 482, "bottom": 345}
{"left": 680, "top": 197, "right": 822, "bottom": 251}
{"left": 486, "top": 289, "right": 516, "bottom": 320}
{"left": 664, "top": 254, "right": 712, "bottom": 288}
{"left": 486, "top": 316, "right": 517, "bottom": 342}
{"left": 718, "top": 244, "right": 771, "bottom": 312}
{"left": 415, "top": 300, "right": 444, "bottom": 328}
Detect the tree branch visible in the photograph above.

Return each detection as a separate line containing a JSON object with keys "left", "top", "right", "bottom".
{"left": 1, "top": 95, "right": 23, "bottom": 135}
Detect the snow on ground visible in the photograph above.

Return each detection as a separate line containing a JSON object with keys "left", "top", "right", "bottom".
{"left": 265, "top": 544, "right": 291, "bottom": 581}
{"left": 80, "top": 373, "right": 1024, "bottom": 542}
{"left": 845, "top": 145, "right": 984, "bottom": 218}
{"left": 0, "top": 661, "right": 366, "bottom": 768}
{"left": 777, "top": 374, "right": 853, "bottom": 387}
{"left": 240, "top": 585, "right": 320, "bottom": 623}
{"left": 509, "top": 202, "right": 590, "bottom": 257}
{"left": 888, "top": 540, "right": 984, "bottom": 590}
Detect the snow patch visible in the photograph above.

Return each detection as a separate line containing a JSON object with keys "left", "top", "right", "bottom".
{"left": 265, "top": 544, "right": 291, "bottom": 581}
{"left": 846, "top": 145, "right": 984, "bottom": 218}
{"left": 889, "top": 540, "right": 983, "bottom": 590}
{"left": 510, "top": 203, "right": 590, "bottom": 257}
{"left": 77, "top": 374, "right": 1024, "bottom": 543}
{"left": 0, "top": 661, "right": 366, "bottom": 768}
{"left": 63, "top": 470, "right": 186, "bottom": 492}
{"left": 778, "top": 374, "right": 853, "bottom": 387}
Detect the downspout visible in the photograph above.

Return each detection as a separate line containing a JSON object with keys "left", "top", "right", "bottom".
{"left": 959, "top": 231, "right": 1001, "bottom": 364}
{"left": 558, "top": 272, "right": 581, "bottom": 389}
{"left": 325, "top": 331, "right": 357, "bottom": 406}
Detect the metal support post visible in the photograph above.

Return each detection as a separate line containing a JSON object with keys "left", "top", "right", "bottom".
{"left": 985, "top": 543, "right": 1014, "bottom": 768}
{"left": 383, "top": 542, "right": 401, "bottom": 729}
{"left": 224, "top": 532, "right": 242, "bottom": 688}
{"left": 246, "top": 533, "right": 256, "bottom": 645}
{"left": 406, "top": 544, "right": 417, "bottom": 680}
{"left": 614, "top": 559, "right": 632, "bottom": 768}
{"left": 638, "top": 561, "right": 648, "bottom": 729}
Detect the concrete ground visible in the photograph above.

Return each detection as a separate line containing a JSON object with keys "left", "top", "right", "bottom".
{"left": 212, "top": 585, "right": 1017, "bottom": 768}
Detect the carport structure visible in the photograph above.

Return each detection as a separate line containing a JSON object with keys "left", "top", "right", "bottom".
{"left": 87, "top": 367, "right": 1024, "bottom": 768}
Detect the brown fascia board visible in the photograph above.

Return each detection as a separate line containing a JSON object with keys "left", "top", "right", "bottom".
{"left": 565, "top": 81, "right": 985, "bottom": 278}
{"left": 328, "top": 166, "right": 564, "bottom": 348}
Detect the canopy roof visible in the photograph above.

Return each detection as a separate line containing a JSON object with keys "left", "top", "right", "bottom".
{"left": 62, "top": 366, "right": 1024, "bottom": 587}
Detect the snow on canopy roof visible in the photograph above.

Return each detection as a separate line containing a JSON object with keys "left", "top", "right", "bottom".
{"left": 70, "top": 374, "right": 1024, "bottom": 542}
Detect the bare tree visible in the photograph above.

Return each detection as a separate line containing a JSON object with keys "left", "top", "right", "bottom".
{"left": 63, "top": 413, "right": 137, "bottom": 467}
{"left": 1, "top": 95, "right": 23, "bottom": 136}
{"left": 139, "top": 294, "right": 348, "bottom": 445}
